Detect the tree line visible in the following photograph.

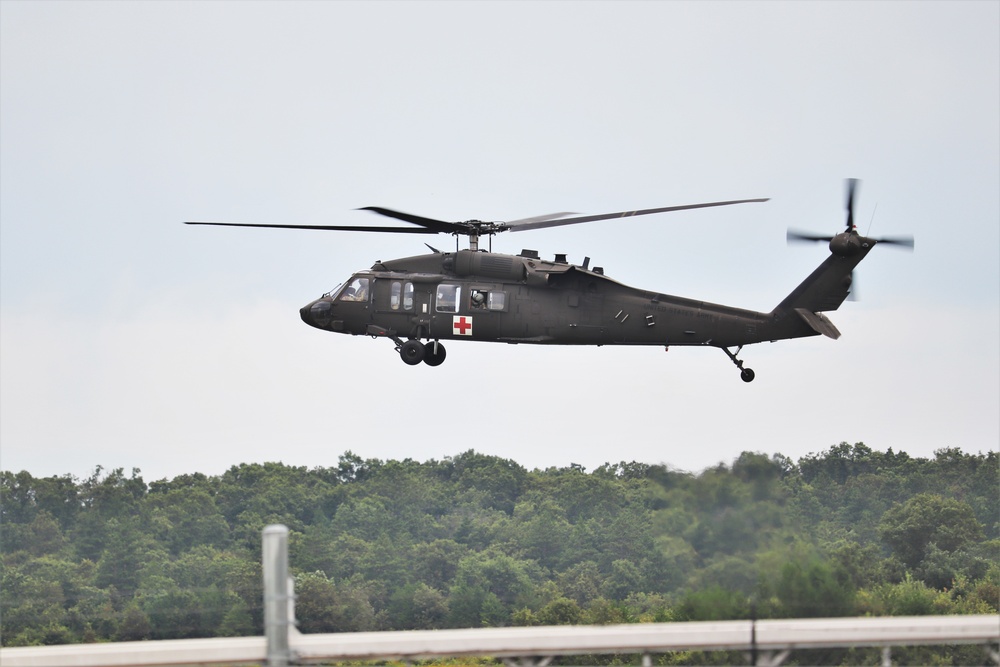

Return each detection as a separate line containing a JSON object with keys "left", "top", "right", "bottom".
{"left": 2, "top": 444, "right": 997, "bottom": 663}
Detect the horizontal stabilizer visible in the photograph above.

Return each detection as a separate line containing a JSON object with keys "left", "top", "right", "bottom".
{"left": 795, "top": 308, "right": 841, "bottom": 339}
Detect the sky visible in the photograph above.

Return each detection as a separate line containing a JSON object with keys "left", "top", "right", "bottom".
{"left": 1, "top": 1, "right": 997, "bottom": 483}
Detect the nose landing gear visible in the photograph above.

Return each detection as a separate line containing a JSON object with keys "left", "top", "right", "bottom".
{"left": 722, "top": 346, "right": 755, "bottom": 383}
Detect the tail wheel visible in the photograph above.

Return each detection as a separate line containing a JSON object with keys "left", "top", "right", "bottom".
{"left": 722, "top": 346, "right": 756, "bottom": 383}
{"left": 399, "top": 340, "right": 425, "bottom": 365}
{"left": 423, "top": 341, "right": 447, "bottom": 366}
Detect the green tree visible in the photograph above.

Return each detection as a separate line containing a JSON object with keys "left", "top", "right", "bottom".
{"left": 411, "top": 539, "right": 467, "bottom": 591}
{"left": 217, "top": 597, "right": 256, "bottom": 637}
{"left": 1, "top": 471, "right": 80, "bottom": 529}
{"left": 451, "top": 552, "right": 536, "bottom": 610}
{"left": 17, "top": 510, "right": 67, "bottom": 556}
{"left": 879, "top": 493, "right": 984, "bottom": 569}
{"left": 536, "top": 597, "right": 582, "bottom": 625}
{"left": 144, "top": 487, "right": 231, "bottom": 554}
{"left": 116, "top": 603, "right": 152, "bottom": 641}
{"left": 557, "top": 561, "right": 603, "bottom": 605}
{"left": 676, "top": 586, "right": 749, "bottom": 621}
{"left": 388, "top": 582, "right": 449, "bottom": 629}
{"left": 294, "top": 571, "right": 379, "bottom": 633}
{"left": 447, "top": 450, "right": 527, "bottom": 515}
{"left": 768, "top": 554, "right": 855, "bottom": 617}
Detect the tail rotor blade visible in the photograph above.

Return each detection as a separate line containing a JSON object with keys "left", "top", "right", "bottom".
{"left": 787, "top": 229, "right": 833, "bottom": 244}
{"left": 873, "top": 235, "right": 915, "bottom": 249}
{"left": 845, "top": 178, "right": 858, "bottom": 231}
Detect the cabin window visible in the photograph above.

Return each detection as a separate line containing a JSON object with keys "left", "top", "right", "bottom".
{"left": 392, "top": 281, "right": 414, "bottom": 311}
{"left": 390, "top": 282, "right": 401, "bottom": 309}
{"left": 403, "top": 282, "right": 414, "bottom": 310}
{"left": 339, "top": 277, "right": 369, "bottom": 302}
{"left": 436, "top": 284, "right": 461, "bottom": 312}
{"left": 471, "top": 289, "right": 506, "bottom": 311}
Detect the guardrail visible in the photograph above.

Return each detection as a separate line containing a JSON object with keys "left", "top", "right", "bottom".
{"left": 2, "top": 525, "right": 997, "bottom": 667}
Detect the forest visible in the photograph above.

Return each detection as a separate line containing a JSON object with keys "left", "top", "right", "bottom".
{"left": 1, "top": 443, "right": 997, "bottom": 664}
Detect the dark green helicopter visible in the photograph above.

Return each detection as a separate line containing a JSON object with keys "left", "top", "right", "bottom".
{"left": 187, "top": 179, "right": 911, "bottom": 382}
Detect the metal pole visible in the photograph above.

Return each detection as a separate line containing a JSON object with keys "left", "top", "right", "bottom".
{"left": 263, "top": 524, "right": 291, "bottom": 667}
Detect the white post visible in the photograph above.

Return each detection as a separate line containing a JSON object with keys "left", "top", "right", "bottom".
{"left": 263, "top": 524, "right": 291, "bottom": 667}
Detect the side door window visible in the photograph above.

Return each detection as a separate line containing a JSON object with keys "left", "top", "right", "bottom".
{"left": 436, "top": 284, "right": 461, "bottom": 313}
{"left": 390, "top": 282, "right": 401, "bottom": 309}
{"left": 470, "top": 289, "right": 507, "bottom": 311}
{"left": 388, "top": 281, "right": 415, "bottom": 311}
{"left": 403, "top": 282, "right": 414, "bottom": 310}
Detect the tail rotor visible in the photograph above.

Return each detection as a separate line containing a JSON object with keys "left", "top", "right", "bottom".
{"left": 787, "top": 179, "right": 914, "bottom": 249}
{"left": 785, "top": 179, "right": 913, "bottom": 303}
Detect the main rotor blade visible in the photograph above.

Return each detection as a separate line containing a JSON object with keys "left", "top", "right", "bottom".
{"left": 357, "top": 207, "right": 463, "bottom": 234}
{"left": 504, "top": 198, "right": 769, "bottom": 232}
{"left": 184, "top": 221, "right": 439, "bottom": 234}
{"left": 504, "top": 212, "right": 577, "bottom": 226}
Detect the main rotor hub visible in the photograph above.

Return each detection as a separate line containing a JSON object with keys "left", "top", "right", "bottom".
{"left": 457, "top": 220, "right": 508, "bottom": 251}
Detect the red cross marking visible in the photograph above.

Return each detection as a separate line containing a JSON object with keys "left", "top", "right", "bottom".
{"left": 454, "top": 316, "right": 472, "bottom": 335}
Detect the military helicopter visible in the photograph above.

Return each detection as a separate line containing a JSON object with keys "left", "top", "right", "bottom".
{"left": 186, "top": 179, "right": 911, "bottom": 382}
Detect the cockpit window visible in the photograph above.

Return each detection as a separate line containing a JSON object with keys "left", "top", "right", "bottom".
{"left": 436, "top": 284, "right": 460, "bottom": 313}
{"left": 339, "top": 277, "right": 370, "bottom": 302}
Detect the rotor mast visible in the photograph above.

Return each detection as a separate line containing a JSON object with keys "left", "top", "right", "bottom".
{"left": 462, "top": 220, "right": 505, "bottom": 252}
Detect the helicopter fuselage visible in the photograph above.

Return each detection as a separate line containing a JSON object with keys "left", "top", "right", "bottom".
{"left": 300, "top": 237, "right": 874, "bottom": 378}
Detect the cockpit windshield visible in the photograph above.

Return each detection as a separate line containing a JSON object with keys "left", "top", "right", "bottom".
{"left": 337, "top": 277, "right": 370, "bottom": 302}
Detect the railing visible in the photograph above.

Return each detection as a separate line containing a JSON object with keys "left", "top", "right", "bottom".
{"left": 2, "top": 525, "right": 997, "bottom": 667}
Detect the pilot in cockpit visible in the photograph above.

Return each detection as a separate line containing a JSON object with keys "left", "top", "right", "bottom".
{"left": 340, "top": 277, "right": 369, "bottom": 302}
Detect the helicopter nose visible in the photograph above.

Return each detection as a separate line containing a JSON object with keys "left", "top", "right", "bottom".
{"left": 301, "top": 299, "right": 334, "bottom": 329}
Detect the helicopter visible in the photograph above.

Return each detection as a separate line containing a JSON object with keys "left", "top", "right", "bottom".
{"left": 186, "top": 179, "right": 912, "bottom": 382}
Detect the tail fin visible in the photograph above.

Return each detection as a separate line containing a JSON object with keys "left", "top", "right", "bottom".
{"left": 775, "top": 251, "right": 869, "bottom": 313}
{"left": 771, "top": 247, "right": 873, "bottom": 340}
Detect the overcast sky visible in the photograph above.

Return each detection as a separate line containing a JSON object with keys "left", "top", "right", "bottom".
{"left": 2, "top": 1, "right": 997, "bottom": 482}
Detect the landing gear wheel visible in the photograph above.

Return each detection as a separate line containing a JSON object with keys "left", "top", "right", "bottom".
{"left": 423, "top": 341, "right": 447, "bottom": 366}
{"left": 722, "top": 346, "right": 756, "bottom": 383}
{"left": 399, "top": 339, "right": 425, "bottom": 365}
